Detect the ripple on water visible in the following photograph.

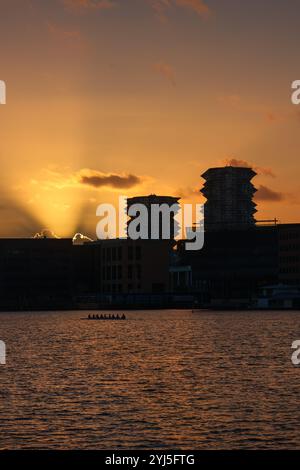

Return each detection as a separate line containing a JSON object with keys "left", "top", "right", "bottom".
{"left": 0, "top": 309, "right": 300, "bottom": 449}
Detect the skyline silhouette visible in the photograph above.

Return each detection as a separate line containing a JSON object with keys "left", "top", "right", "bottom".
{"left": 0, "top": 162, "right": 294, "bottom": 240}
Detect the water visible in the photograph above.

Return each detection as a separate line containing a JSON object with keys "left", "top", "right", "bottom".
{"left": 0, "top": 309, "right": 300, "bottom": 450}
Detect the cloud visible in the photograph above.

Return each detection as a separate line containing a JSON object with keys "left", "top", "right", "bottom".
{"left": 148, "top": 0, "right": 211, "bottom": 22}
{"left": 175, "top": 0, "right": 210, "bottom": 17}
{"left": 78, "top": 170, "right": 142, "bottom": 189}
{"left": 33, "top": 228, "right": 60, "bottom": 239}
{"left": 222, "top": 158, "right": 276, "bottom": 178}
{"left": 153, "top": 61, "right": 176, "bottom": 86}
{"left": 31, "top": 167, "right": 144, "bottom": 192}
{"left": 62, "top": 0, "right": 211, "bottom": 21}
{"left": 148, "top": 0, "right": 170, "bottom": 22}
{"left": 63, "top": 0, "right": 116, "bottom": 11}
{"left": 72, "top": 232, "right": 94, "bottom": 244}
{"left": 254, "top": 185, "right": 284, "bottom": 202}
{"left": 176, "top": 186, "right": 201, "bottom": 200}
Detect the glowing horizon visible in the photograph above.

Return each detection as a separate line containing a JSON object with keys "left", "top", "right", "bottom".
{"left": 1, "top": 0, "right": 300, "bottom": 239}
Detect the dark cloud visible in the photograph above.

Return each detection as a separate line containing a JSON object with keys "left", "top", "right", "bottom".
{"left": 79, "top": 170, "right": 142, "bottom": 189}
{"left": 255, "top": 185, "right": 284, "bottom": 202}
{"left": 223, "top": 158, "right": 276, "bottom": 178}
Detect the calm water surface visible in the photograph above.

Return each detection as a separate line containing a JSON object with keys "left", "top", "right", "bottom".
{"left": 0, "top": 309, "right": 300, "bottom": 449}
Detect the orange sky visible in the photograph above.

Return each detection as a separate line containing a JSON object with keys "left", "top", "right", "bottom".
{"left": 0, "top": 0, "right": 300, "bottom": 238}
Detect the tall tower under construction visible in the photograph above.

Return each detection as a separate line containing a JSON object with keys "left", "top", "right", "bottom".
{"left": 201, "top": 166, "right": 257, "bottom": 232}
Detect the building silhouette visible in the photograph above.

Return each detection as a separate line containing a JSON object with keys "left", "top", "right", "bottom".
{"left": 278, "top": 224, "right": 300, "bottom": 286}
{"left": 127, "top": 195, "right": 180, "bottom": 240}
{"left": 0, "top": 238, "right": 73, "bottom": 310}
{"left": 177, "top": 226, "right": 279, "bottom": 308}
{"left": 0, "top": 166, "right": 299, "bottom": 310}
{"left": 201, "top": 166, "right": 257, "bottom": 232}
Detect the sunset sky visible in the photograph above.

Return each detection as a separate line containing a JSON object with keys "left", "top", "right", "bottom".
{"left": 0, "top": 0, "right": 300, "bottom": 238}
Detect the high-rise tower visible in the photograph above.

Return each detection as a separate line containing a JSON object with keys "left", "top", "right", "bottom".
{"left": 127, "top": 195, "right": 180, "bottom": 240}
{"left": 201, "top": 166, "right": 257, "bottom": 232}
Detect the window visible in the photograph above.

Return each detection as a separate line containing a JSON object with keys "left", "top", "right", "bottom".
{"left": 128, "top": 265, "right": 133, "bottom": 279}
{"left": 118, "top": 265, "right": 122, "bottom": 280}
{"left": 136, "top": 246, "right": 141, "bottom": 260}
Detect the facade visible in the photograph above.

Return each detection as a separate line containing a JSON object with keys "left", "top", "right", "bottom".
{"left": 72, "top": 242, "right": 99, "bottom": 295}
{"left": 201, "top": 166, "right": 257, "bottom": 232}
{"left": 0, "top": 236, "right": 176, "bottom": 310}
{"left": 178, "top": 226, "right": 279, "bottom": 307}
{"left": 0, "top": 238, "right": 73, "bottom": 309}
{"left": 254, "top": 284, "right": 300, "bottom": 310}
{"left": 97, "top": 239, "right": 171, "bottom": 295}
{"left": 169, "top": 265, "right": 193, "bottom": 293}
{"left": 278, "top": 224, "right": 300, "bottom": 286}
{"left": 127, "top": 195, "right": 180, "bottom": 240}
